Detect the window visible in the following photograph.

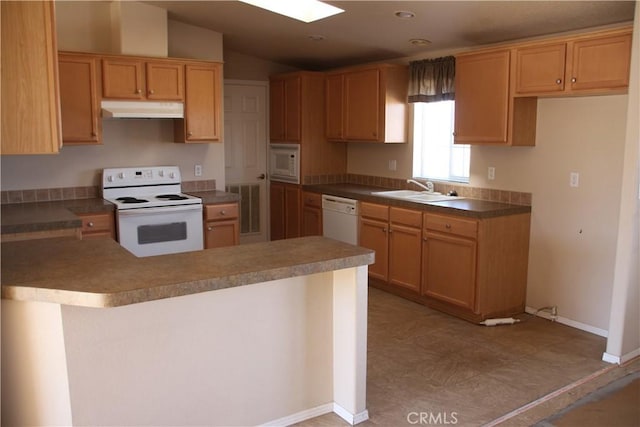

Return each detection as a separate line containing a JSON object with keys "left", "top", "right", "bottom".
{"left": 412, "top": 101, "right": 470, "bottom": 183}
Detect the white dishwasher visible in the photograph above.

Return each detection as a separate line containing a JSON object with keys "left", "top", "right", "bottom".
{"left": 322, "top": 195, "right": 359, "bottom": 245}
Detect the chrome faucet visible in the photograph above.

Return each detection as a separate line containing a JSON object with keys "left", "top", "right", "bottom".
{"left": 407, "top": 179, "right": 434, "bottom": 193}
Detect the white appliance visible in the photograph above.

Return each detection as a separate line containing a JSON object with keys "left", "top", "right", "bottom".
{"left": 269, "top": 143, "right": 300, "bottom": 184}
{"left": 322, "top": 195, "right": 358, "bottom": 245}
{"left": 102, "top": 166, "right": 203, "bottom": 257}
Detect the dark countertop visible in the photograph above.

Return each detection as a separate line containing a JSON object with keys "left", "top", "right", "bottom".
{"left": 1, "top": 236, "right": 374, "bottom": 307}
{"left": 1, "top": 191, "right": 240, "bottom": 235}
{"left": 303, "top": 183, "right": 531, "bottom": 218}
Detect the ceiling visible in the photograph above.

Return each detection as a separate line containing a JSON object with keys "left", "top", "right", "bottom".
{"left": 144, "top": 1, "right": 636, "bottom": 70}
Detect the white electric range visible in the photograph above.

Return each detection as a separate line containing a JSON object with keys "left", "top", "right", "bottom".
{"left": 102, "top": 166, "right": 203, "bottom": 257}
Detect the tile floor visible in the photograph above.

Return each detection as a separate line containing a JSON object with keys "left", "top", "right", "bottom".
{"left": 296, "top": 287, "right": 620, "bottom": 427}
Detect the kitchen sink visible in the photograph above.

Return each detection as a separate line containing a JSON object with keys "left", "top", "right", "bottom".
{"left": 372, "top": 190, "right": 463, "bottom": 203}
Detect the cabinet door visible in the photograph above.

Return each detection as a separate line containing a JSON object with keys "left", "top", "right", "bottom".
{"left": 359, "top": 217, "right": 389, "bottom": 281}
{"left": 344, "top": 68, "right": 380, "bottom": 141}
{"left": 182, "top": 63, "right": 222, "bottom": 142}
{"left": 269, "top": 183, "right": 285, "bottom": 241}
{"left": 78, "top": 212, "right": 115, "bottom": 240}
{"left": 146, "top": 61, "right": 184, "bottom": 100}
{"left": 325, "top": 74, "right": 344, "bottom": 140}
{"left": 102, "top": 58, "right": 144, "bottom": 99}
{"left": 269, "top": 79, "right": 286, "bottom": 141}
{"left": 514, "top": 43, "right": 566, "bottom": 94}
{"left": 284, "top": 184, "right": 301, "bottom": 238}
{"left": 454, "top": 50, "right": 510, "bottom": 144}
{"left": 568, "top": 33, "right": 632, "bottom": 92}
{"left": 302, "top": 206, "right": 322, "bottom": 237}
{"left": 58, "top": 54, "right": 100, "bottom": 144}
{"left": 284, "top": 76, "right": 301, "bottom": 141}
{"left": 1, "top": 1, "right": 61, "bottom": 154}
{"left": 422, "top": 231, "right": 477, "bottom": 310}
{"left": 389, "top": 223, "right": 422, "bottom": 293}
{"left": 204, "top": 220, "right": 239, "bottom": 248}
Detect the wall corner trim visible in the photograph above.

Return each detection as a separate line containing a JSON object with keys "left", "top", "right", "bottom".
{"left": 333, "top": 403, "right": 370, "bottom": 425}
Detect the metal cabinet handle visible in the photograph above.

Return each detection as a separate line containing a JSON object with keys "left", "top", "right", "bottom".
{"left": 571, "top": 77, "right": 577, "bottom": 83}
{"left": 88, "top": 222, "right": 94, "bottom": 227}
{"left": 136, "top": 89, "right": 142, "bottom": 94}
{"left": 556, "top": 78, "right": 562, "bottom": 84}
{"left": 207, "top": 226, "right": 213, "bottom": 231}
{"left": 188, "top": 131, "right": 193, "bottom": 137}
{"left": 149, "top": 89, "right": 155, "bottom": 95}
{"left": 445, "top": 224, "right": 451, "bottom": 229}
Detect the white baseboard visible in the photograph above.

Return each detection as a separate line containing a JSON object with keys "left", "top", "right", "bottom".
{"left": 525, "top": 306, "right": 608, "bottom": 337}
{"left": 333, "top": 403, "right": 370, "bottom": 425}
{"left": 260, "top": 403, "right": 333, "bottom": 427}
{"left": 259, "top": 402, "right": 370, "bottom": 426}
{"left": 603, "top": 347, "right": 640, "bottom": 365}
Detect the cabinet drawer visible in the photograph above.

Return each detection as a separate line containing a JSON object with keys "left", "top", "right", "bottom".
{"left": 302, "top": 192, "right": 322, "bottom": 208}
{"left": 390, "top": 207, "right": 422, "bottom": 228}
{"left": 424, "top": 213, "right": 477, "bottom": 239}
{"left": 360, "top": 202, "right": 389, "bottom": 221}
{"left": 79, "top": 212, "right": 113, "bottom": 233}
{"left": 205, "top": 203, "right": 238, "bottom": 221}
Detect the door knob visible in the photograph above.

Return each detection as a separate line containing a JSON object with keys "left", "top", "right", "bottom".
{"left": 257, "top": 173, "right": 266, "bottom": 180}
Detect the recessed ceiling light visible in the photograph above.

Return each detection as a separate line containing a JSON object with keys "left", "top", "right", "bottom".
{"left": 239, "top": 0, "right": 345, "bottom": 23}
{"left": 409, "top": 38, "right": 432, "bottom": 46}
{"left": 395, "top": 10, "right": 415, "bottom": 19}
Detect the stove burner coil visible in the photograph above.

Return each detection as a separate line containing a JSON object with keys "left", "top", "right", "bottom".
{"left": 156, "top": 194, "right": 189, "bottom": 201}
{"left": 116, "top": 197, "right": 149, "bottom": 204}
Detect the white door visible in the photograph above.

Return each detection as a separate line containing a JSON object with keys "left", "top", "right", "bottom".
{"left": 224, "top": 80, "right": 268, "bottom": 244}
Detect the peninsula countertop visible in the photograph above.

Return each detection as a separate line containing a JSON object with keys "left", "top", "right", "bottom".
{"left": 1, "top": 236, "right": 374, "bottom": 308}
{"left": 303, "top": 183, "right": 531, "bottom": 218}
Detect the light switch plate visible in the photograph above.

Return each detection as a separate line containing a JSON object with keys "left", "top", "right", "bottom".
{"left": 570, "top": 172, "right": 579, "bottom": 187}
{"left": 488, "top": 167, "right": 495, "bottom": 180}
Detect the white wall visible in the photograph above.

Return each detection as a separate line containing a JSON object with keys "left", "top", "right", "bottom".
{"left": 605, "top": 4, "right": 640, "bottom": 363}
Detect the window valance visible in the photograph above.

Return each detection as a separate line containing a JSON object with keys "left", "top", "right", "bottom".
{"left": 408, "top": 56, "right": 455, "bottom": 103}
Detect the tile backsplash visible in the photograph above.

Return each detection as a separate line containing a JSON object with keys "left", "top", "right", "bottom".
{"left": 1, "top": 180, "right": 217, "bottom": 205}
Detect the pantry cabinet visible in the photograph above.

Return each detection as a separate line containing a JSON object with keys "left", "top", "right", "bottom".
{"left": 301, "top": 191, "right": 322, "bottom": 237}
{"left": 78, "top": 212, "right": 116, "bottom": 240}
{"left": 269, "top": 74, "right": 301, "bottom": 142}
{"left": 325, "top": 64, "right": 408, "bottom": 143}
{"left": 513, "top": 29, "right": 632, "bottom": 96}
{"left": 102, "top": 57, "right": 184, "bottom": 101}
{"left": 204, "top": 203, "right": 239, "bottom": 248}
{"left": 58, "top": 53, "right": 101, "bottom": 145}
{"left": 1, "top": 1, "right": 62, "bottom": 154}
{"left": 175, "top": 62, "right": 223, "bottom": 143}
{"left": 270, "top": 182, "right": 301, "bottom": 240}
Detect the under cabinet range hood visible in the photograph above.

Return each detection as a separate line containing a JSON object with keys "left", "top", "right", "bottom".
{"left": 101, "top": 100, "right": 184, "bottom": 119}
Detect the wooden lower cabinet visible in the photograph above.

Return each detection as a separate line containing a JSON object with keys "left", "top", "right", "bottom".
{"left": 269, "top": 182, "right": 301, "bottom": 240}
{"left": 78, "top": 212, "right": 116, "bottom": 240}
{"left": 421, "top": 212, "right": 531, "bottom": 322}
{"left": 388, "top": 208, "right": 422, "bottom": 293}
{"left": 204, "top": 203, "right": 239, "bottom": 248}
{"left": 301, "top": 191, "right": 322, "bottom": 237}
{"left": 361, "top": 199, "right": 531, "bottom": 323}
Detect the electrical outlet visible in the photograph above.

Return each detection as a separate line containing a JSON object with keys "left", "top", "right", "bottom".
{"left": 388, "top": 160, "right": 397, "bottom": 171}
{"left": 488, "top": 166, "right": 495, "bottom": 180}
{"left": 570, "top": 172, "right": 579, "bottom": 187}
{"left": 195, "top": 164, "right": 202, "bottom": 177}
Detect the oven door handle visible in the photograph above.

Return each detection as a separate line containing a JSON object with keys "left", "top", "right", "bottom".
{"left": 118, "top": 204, "right": 203, "bottom": 216}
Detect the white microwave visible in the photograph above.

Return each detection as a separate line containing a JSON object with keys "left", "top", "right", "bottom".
{"left": 269, "top": 143, "right": 300, "bottom": 184}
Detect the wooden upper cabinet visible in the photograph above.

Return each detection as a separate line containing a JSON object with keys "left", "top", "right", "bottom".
{"left": 513, "top": 28, "right": 632, "bottom": 96}
{"left": 269, "top": 74, "right": 301, "bottom": 142}
{"left": 176, "top": 63, "right": 222, "bottom": 143}
{"left": 102, "top": 58, "right": 184, "bottom": 101}
{"left": 454, "top": 50, "right": 511, "bottom": 145}
{"left": 568, "top": 32, "right": 632, "bottom": 93}
{"left": 58, "top": 53, "right": 101, "bottom": 145}
{"left": 325, "top": 74, "right": 344, "bottom": 140}
{"left": 326, "top": 64, "right": 408, "bottom": 143}
{"left": 514, "top": 42, "right": 567, "bottom": 94}
{"left": 146, "top": 61, "right": 184, "bottom": 100}
{"left": 1, "top": 1, "right": 61, "bottom": 154}
{"left": 102, "top": 58, "right": 145, "bottom": 99}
